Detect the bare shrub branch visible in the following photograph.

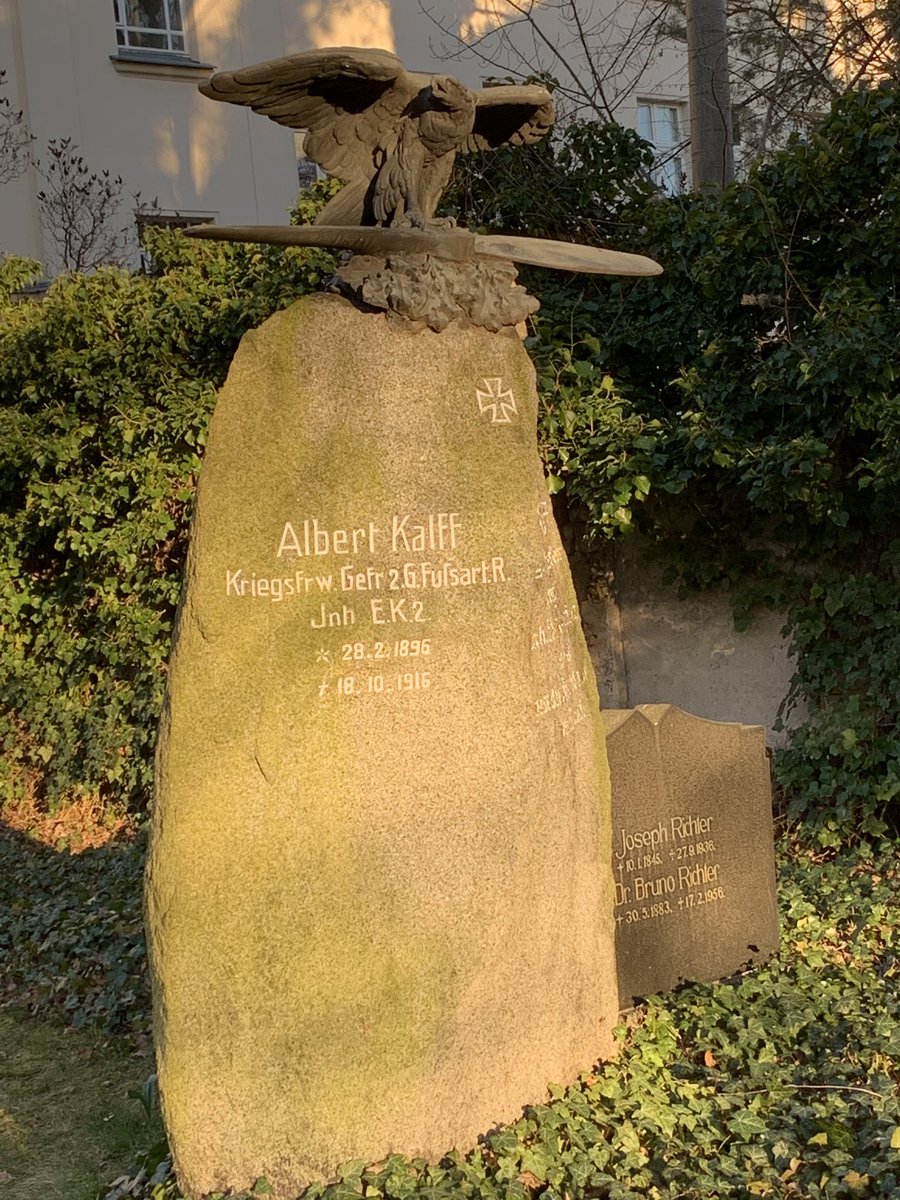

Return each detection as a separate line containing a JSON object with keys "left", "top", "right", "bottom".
{"left": 420, "top": 0, "right": 900, "bottom": 166}
{"left": 419, "top": 0, "right": 685, "bottom": 122}
{"left": 0, "top": 69, "right": 32, "bottom": 186}
{"left": 35, "top": 138, "right": 139, "bottom": 273}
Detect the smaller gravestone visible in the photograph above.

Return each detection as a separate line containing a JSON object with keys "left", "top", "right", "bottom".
{"left": 603, "top": 705, "right": 779, "bottom": 1008}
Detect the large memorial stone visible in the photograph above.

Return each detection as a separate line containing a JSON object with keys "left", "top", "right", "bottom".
{"left": 603, "top": 704, "right": 779, "bottom": 1009}
{"left": 146, "top": 294, "right": 619, "bottom": 1199}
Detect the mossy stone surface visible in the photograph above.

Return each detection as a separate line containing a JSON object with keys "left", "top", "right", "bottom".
{"left": 147, "top": 294, "right": 617, "bottom": 1199}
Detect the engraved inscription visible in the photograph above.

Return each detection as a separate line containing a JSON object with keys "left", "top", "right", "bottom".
{"left": 222, "top": 494, "right": 587, "bottom": 724}
{"left": 310, "top": 603, "right": 356, "bottom": 628}
{"left": 529, "top": 496, "right": 589, "bottom": 737}
{"left": 225, "top": 569, "right": 336, "bottom": 601}
{"left": 275, "top": 513, "right": 461, "bottom": 558}
{"left": 370, "top": 597, "right": 427, "bottom": 624}
{"left": 323, "top": 670, "right": 432, "bottom": 701}
{"left": 391, "top": 512, "right": 461, "bottom": 551}
{"left": 614, "top": 813, "right": 727, "bottom": 927}
{"left": 224, "top": 510, "right": 514, "bottom": 702}
{"left": 615, "top": 815, "right": 713, "bottom": 859}
{"left": 277, "top": 519, "right": 379, "bottom": 558}
{"left": 340, "top": 639, "right": 431, "bottom": 660}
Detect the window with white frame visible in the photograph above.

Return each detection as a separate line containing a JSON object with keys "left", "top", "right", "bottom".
{"left": 114, "top": 0, "right": 186, "bottom": 54}
{"left": 293, "top": 134, "right": 322, "bottom": 189}
{"left": 637, "top": 102, "right": 686, "bottom": 195}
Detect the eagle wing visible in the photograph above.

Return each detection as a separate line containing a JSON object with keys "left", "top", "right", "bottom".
{"left": 463, "top": 84, "right": 555, "bottom": 153}
{"left": 199, "top": 47, "right": 425, "bottom": 185}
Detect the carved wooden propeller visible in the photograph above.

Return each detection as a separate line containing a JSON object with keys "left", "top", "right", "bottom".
{"left": 183, "top": 223, "right": 662, "bottom": 277}
{"left": 189, "top": 48, "right": 662, "bottom": 278}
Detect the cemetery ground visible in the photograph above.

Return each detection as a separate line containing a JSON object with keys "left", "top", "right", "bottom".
{"left": 0, "top": 812, "right": 897, "bottom": 1200}
{"left": 0, "top": 1007, "right": 163, "bottom": 1200}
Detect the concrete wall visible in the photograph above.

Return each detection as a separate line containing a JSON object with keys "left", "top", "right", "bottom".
{"left": 574, "top": 535, "right": 803, "bottom": 747}
{"left": 0, "top": 0, "right": 689, "bottom": 271}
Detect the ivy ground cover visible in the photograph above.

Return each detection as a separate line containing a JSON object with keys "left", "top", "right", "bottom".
{"left": 1, "top": 825, "right": 896, "bottom": 1200}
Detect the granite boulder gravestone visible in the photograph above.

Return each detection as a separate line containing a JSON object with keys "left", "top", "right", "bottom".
{"left": 148, "top": 295, "right": 617, "bottom": 1200}
{"left": 603, "top": 705, "right": 779, "bottom": 1009}
{"left": 145, "top": 46, "right": 662, "bottom": 1200}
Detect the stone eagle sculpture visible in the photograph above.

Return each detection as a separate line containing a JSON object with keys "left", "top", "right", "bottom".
{"left": 200, "top": 46, "right": 554, "bottom": 229}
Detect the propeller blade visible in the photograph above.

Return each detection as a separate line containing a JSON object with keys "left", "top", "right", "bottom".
{"left": 474, "top": 234, "right": 662, "bottom": 276}
{"left": 183, "top": 224, "right": 663, "bottom": 277}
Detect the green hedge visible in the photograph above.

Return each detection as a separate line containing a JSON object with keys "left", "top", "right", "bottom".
{"left": 0, "top": 209, "right": 336, "bottom": 814}
{"left": 2, "top": 94, "right": 900, "bottom": 845}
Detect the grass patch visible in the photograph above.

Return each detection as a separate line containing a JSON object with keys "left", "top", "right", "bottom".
{"left": 0, "top": 1006, "right": 162, "bottom": 1200}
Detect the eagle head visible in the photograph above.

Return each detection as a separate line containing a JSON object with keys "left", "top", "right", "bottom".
{"left": 429, "top": 75, "right": 474, "bottom": 115}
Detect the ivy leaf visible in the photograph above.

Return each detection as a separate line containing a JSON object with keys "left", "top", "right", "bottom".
{"left": 729, "top": 1110, "right": 770, "bottom": 1141}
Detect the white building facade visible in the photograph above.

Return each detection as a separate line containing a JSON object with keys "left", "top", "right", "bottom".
{"left": 0, "top": 0, "right": 689, "bottom": 272}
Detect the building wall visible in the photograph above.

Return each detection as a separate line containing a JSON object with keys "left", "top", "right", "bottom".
{"left": 0, "top": 0, "right": 303, "bottom": 269}
{"left": 0, "top": 0, "right": 690, "bottom": 272}
{"left": 575, "top": 536, "right": 804, "bottom": 748}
